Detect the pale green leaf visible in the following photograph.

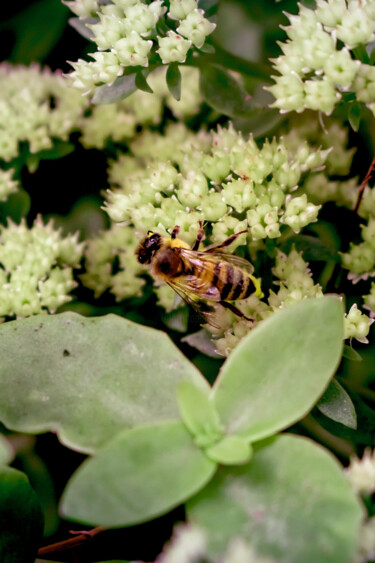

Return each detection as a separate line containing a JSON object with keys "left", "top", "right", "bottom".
{"left": 92, "top": 74, "right": 137, "bottom": 104}
{"left": 205, "top": 436, "right": 252, "bottom": 465}
{"left": 61, "top": 420, "right": 217, "bottom": 527}
{"left": 177, "top": 382, "right": 223, "bottom": 447}
{"left": 187, "top": 434, "right": 364, "bottom": 563}
{"left": 212, "top": 297, "right": 344, "bottom": 441}
{"left": 0, "top": 312, "right": 209, "bottom": 454}
{"left": 317, "top": 378, "right": 357, "bottom": 429}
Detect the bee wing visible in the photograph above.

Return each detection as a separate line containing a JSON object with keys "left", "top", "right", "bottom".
{"left": 164, "top": 278, "right": 225, "bottom": 330}
{"left": 179, "top": 247, "right": 255, "bottom": 275}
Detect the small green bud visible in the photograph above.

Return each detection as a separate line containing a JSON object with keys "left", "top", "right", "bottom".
{"left": 122, "top": 2, "right": 164, "bottom": 36}
{"left": 156, "top": 31, "right": 192, "bottom": 64}
{"left": 0, "top": 168, "right": 19, "bottom": 201}
{"left": 200, "top": 150, "right": 231, "bottom": 183}
{"left": 113, "top": 32, "right": 153, "bottom": 67}
{"left": 344, "top": 303, "right": 373, "bottom": 343}
{"left": 90, "top": 51, "right": 122, "bottom": 84}
{"left": 336, "top": 3, "right": 374, "bottom": 48}
{"left": 304, "top": 78, "right": 340, "bottom": 115}
{"left": 199, "top": 192, "right": 227, "bottom": 222}
{"left": 222, "top": 179, "right": 256, "bottom": 213}
{"left": 281, "top": 194, "right": 320, "bottom": 233}
{"left": 168, "top": 0, "right": 198, "bottom": 20}
{"left": 176, "top": 170, "right": 208, "bottom": 207}
{"left": 268, "top": 73, "right": 305, "bottom": 113}
{"left": 63, "top": 0, "right": 99, "bottom": 18}
{"left": 315, "top": 0, "right": 347, "bottom": 28}
{"left": 90, "top": 15, "right": 123, "bottom": 51}
{"left": 341, "top": 243, "right": 375, "bottom": 275}
{"left": 324, "top": 48, "right": 360, "bottom": 89}
{"left": 176, "top": 9, "right": 216, "bottom": 48}
{"left": 211, "top": 217, "right": 248, "bottom": 250}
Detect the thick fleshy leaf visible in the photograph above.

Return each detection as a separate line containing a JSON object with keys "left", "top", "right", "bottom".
{"left": 0, "top": 467, "right": 44, "bottom": 563}
{"left": 166, "top": 63, "right": 182, "bottom": 101}
{"left": 317, "top": 378, "right": 357, "bottom": 429}
{"left": 205, "top": 436, "right": 252, "bottom": 465}
{"left": 0, "top": 312, "right": 208, "bottom": 454}
{"left": 135, "top": 70, "right": 153, "bottom": 93}
{"left": 200, "top": 65, "right": 253, "bottom": 117}
{"left": 212, "top": 297, "right": 344, "bottom": 441}
{"left": 187, "top": 434, "right": 364, "bottom": 562}
{"left": 69, "top": 16, "right": 97, "bottom": 40}
{"left": 61, "top": 420, "right": 217, "bottom": 527}
{"left": 343, "top": 345, "right": 362, "bottom": 362}
{"left": 177, "top": 382, "right": 223, "bottom": 447}
{"left": 92, "top": 74, "right": 137, "bottom": 104}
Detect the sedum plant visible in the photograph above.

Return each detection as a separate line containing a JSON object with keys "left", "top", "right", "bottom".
{"left": 1, "top": 0, "right": 375, "bottom": 562}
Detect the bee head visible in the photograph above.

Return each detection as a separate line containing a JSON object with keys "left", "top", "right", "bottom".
{"left": 136, "top": 231, "right": 162, "bottom": 264}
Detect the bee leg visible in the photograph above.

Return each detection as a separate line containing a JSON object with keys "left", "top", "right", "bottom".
{"left": 206, "top": 229, "right": 248, "bottom": 252}
{"left": 220, "top": 301, "right": 253, "bottom": 323}
{"left": 191, "top": 221, "right": 204, "bottom": 251}
{"left": 171, "top": 225, "right": 180, "bottom": 239}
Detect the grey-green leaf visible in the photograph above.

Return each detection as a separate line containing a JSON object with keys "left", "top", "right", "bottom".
{"left": 0, "top": 467, "right": 44, "bottom": 563}
{"left": 0, "top": 436, "right": 13, "bottom": 466}
{"left": 92, "top": 74, "right": 137, "bottom": 104}
{"left": 177, "top": 382, "right": 223, "bottom": 447}
{"left": 69, "top": 17, "right": 97, "bottom": 40}
{"left": 61, "top": 420, "right": 217, "bottom": 527}
{"left": 135, "top": 70, "right": 153, "bottom": 94}
{"left": 205, "top": 436, "right": 252, "bottom": 465}
{"left": 212, "top": 297, "right": 344, "bottom": 441}
{"left": 317, "top": 378, "right": 357, "bottom": 429}
{"left": 166, "top": 63, "right": 182, "bottom": 101}
{"left": 199, "top": 65, "right": 252, "bottom": 117}
{"left": 0, "top": 312, "right": 209, "bottom": 454}
{"left": 187, "top": 434, "right": 364, "bottom": 563}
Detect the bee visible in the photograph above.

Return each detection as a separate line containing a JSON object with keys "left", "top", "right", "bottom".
{"left": 136, "top": 223, "right": 263, "bottom": 328}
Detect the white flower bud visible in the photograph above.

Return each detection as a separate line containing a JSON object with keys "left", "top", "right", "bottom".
{"left": 176, "top": 9, "right": 216, "bottom": 48}
{"left": 112, "top": 31, "right": 153, "bottom": 67}
{"left": 156, "top": 31, "right": 192, "bottom": 64}
{"left": 168, "top": 0, "right": 198, "bottom": 20}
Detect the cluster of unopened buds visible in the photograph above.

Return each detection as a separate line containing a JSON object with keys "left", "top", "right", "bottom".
{"left": 66, "top": 0, "right": 216, "bottom": 94}
{"left": 267, "top": 0, "right": 375, "bottom": 116}
{"left": 0, "top": 218, "right": 84, "bottom": 319}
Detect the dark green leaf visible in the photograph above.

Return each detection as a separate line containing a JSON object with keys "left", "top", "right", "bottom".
{"left": 199, "top": 43, "right": 216, "bottom": 54}
{"left": 348, "top": 103, "right": 362, "bottom": 132}
{"left": 4, "top": 0, "right": 68, "bottom": 63}
{"left": 0, "top": 189, "right": 31, "bottom": 223}
{"left": 343, "top": 345, "right": 362, "bottom": 362}
{"left": 177, "top": 382, "right": 223, "bottom": 447}
{"left": 317, "top": 378, "right": 357, "bottom": 429}
{"left": 69, "top": 16, "right": 97, "bottom": 40}
{"left": 61, "top": 420, "right": 217, "bottom": 527}
{"left": 232, "top": 108, "right": 285, "bottom": 139}
{"left": 0, "top": 313, "right": 209, "bottom": 454}
{"left": 199, "top": 65, "right": 253, "bottom": 117}
{"left": 280, "top": 234, "right": 340, "bottom": 262}
{"left": 187, "top": 434, "right": 364, "bottom": 562}
{"left": 212, "top": 297, "right": 344, "bottom": 441}
{"left": 135, "top": 70, "right": 154, "bottom": 94}
{"left": 166, "top": 63, "right": 182, "bottom": 101}
{"left": 0, "top": 467, "right": 44, "bottom": 562}
{"left": 92, "top": 74, "right": 137, "bottom": 104}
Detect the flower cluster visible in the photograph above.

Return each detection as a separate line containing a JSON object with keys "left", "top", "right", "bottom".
{"left": 80, "top": 224, "right": 145, "bottom": 301}
{"left": 80, "top": 65, "right": 201, "bottom": 148}
{"left": 267, "top": 0, "right": 375, "bottom": 116}
{"left": 104, "top": 122, "right": 324, "bottom": 248}
{"left": 344, "top": 303, "right": 374, "bottom": 343}
{"left": 0, "top": 217, "right": 84, "bottom": 319}
{"left": 66, "top": 0, "right": 215, "bottom": 94}
{"left": 0, "top": 63, "right": 87, "bottom": 162}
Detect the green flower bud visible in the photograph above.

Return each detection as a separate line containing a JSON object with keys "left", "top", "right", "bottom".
{"left": 39, "top": 268, "right": 77, "bottom": 312}
{"left": 304, "top": 78, "right": 340, "bottom": 115}
{"left": 211, "top": 217, "right": 248, "bottom": 250}
{"left": 90, "top": 14, "right": 123, "bottom": 51}
{"left": 68, "top": 59, "right": 99, "bottom": 93}
{"left": 344, "top": 303, "right": 373, "bottom": 343}
{"left": 304, "top": 173, "right": 339, "bottom": 204}
{"left": 247, "top": 204, "right": 280, "bottom": 240}
{"left": 281, "top": 194, "right": 320, "bottom": 233}
{"left": 273, "top": 161, "right": 301, "bottom": 190}
{"left": 362, "top": 218, "right": 375, "bottom": 249}
{"left": 90, "top": 51, "right": 122, "bottom": 84}
{"left": 113, "top": 31, "right": 153, "bottom": 67}
{"left": 157, "top": 31, "right": 192, "bottom": 64}
{"left": 201, "top": 150, "right": 231, "bottom": 183}
{"left": 122, "top": 2, "right": 164, "bottom": 37}
{"left": 268, "top": 73, "right": 305, "bottom": 112}
{"left": 353, "top": 64, "right": 375, "bottom": 104}
{"left": 324, "top": 48, "right": 360, "bottom": 89}
{"left": 341, "top": 243, "right": 375, "bottom": 275}
{"left": 301, "top": 28, "right": 336, "bottom": 71}
{"left": 284, "top": 5, "right": 319, "bottom": 40}
{"left": 222, "top": 179, "right": 256, "bottom": 213}
{"left": 176, "top": 169, "right": 208, "bottom": 207}
{"left": 315, "top": 0, "right": 347, "bottom": 28}
{"left": 199, "top": 192, "right": 227, "bottom": 222}
{"left": 336, "top": 3, "right": 374, "bottom": 48}
{"left": 168, "top": 0, "right": 198, "bottom": 20}
{"left": 176, "top": 9, "right": 216, "bottom": 48}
